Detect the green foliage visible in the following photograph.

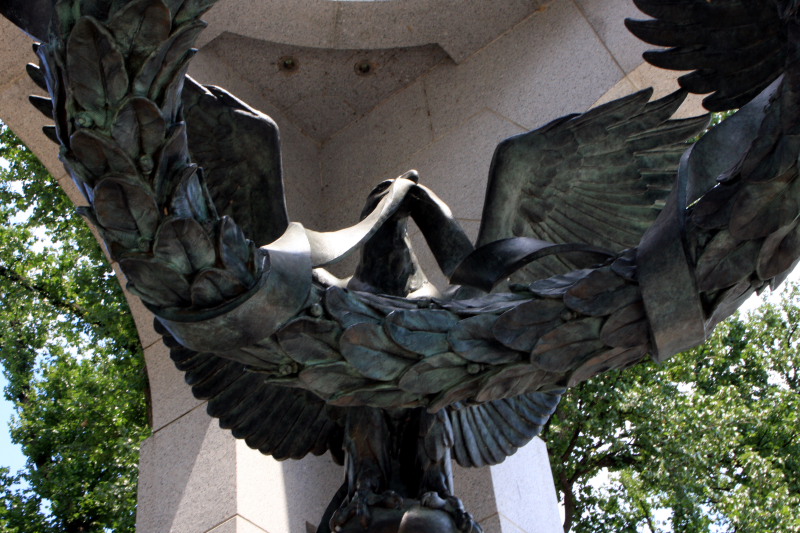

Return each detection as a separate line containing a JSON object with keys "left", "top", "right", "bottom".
{"left": 689, "top": 110, "right": 736, "bottom": 143}
{"left": 0, "top": 123, "right": 149, "bottom": 532}
{"left": 544, "top": 286, "right": 800, "bottom": 532}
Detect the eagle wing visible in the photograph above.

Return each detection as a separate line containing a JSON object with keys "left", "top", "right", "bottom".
{"left": 182, "top": 78, "right": 290, "bottom": 247}
{"left": 626, "top": 0, "right": 789, "bottom": 112}
{"left": 156, "top": 320, "right": 347, "bottom": 463}
{"left": 475, "top": 89, "right": 709, "bottom": 283}
{"left": 447, "top": 390, "right": 563, "bottom": 468}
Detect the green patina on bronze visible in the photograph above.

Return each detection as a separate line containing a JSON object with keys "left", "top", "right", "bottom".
{"left": 4, "top": 0, "right": 800, "bottom": 531}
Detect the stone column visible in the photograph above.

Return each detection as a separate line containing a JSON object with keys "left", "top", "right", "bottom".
{"left": 0, "top": 1, "right": 703, "bottom": 532}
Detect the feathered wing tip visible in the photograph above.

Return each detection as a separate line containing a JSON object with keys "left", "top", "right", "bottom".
{"left": 448, "top": 390, "right": 564, "bottom": 468}
{"left": 182, "top": 78, "right": 290, "bottom": 247}
{"left": 155, "top": 319, "right": 347, "bottom": 464}
{"left": 626, "top": 0, "right": 789, "bottom": 111}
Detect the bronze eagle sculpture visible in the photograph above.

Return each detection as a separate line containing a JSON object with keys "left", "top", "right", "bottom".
{"left": 3, "top": 0, "right": 800, "bottom": 531}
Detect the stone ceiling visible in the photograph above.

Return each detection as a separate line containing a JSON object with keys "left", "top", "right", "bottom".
{"left": 197, "top": 0, "right": 547, "bottom": 141}
{"left": 202, "top": 34, "right": 449, "bottom": 140}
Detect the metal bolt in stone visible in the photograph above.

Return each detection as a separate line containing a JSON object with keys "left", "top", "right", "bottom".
{"left": 279, "top": 56, "right": 299, "bottom": 72}
{"left": 355, "top": 59, "right": 375, "bottom": 76}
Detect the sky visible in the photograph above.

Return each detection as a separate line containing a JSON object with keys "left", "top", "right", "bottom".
{"left": 0, "top": 372, "right": 27, "bottom": 475}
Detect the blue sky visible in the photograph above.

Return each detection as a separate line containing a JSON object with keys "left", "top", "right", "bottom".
{"left": 0, "top": 372, "right": 27, "bottom": 475}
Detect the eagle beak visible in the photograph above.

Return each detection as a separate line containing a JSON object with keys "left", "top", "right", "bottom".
{"left": 399, "top": 170, "right": 419, "bottom": 183}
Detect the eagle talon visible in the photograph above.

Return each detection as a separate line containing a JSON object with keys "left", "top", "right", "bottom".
{"left": 331, "top": 489, "right": 405, "bottom": 530}
{"left": 419, "top": 493, "right": 481, "bottom": 532}
{"left": 420, "top": 491, "right": 447, "bottom": 509}
{"left": 378, "top": 490, "right": 404, "bottom": 509}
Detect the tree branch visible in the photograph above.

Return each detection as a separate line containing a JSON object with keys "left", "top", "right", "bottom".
{"left": 0, "top": 263, "right": 141, "bottom": 355}
{"left": 0, "top": 263, "right": 93, "bottom": 325}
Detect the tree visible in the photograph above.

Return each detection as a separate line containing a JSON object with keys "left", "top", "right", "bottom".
{"left": 0, "top": 123, "right": 149, "bottom": 532}
{"left": 543, "top": 285, "right": 800, "bottom": 532}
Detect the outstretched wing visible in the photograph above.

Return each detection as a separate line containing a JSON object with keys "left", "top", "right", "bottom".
{"left": 476, "top": 89, "right": 708, "bottom": 283}
{"left": 156, "top": 320, "right": 346, "bottom": 463}
{"left": 182, "top": 78, "right": 289, "bottom": 246}
{"left": 626, "top": 0, "right": 789, "bottom": 112}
